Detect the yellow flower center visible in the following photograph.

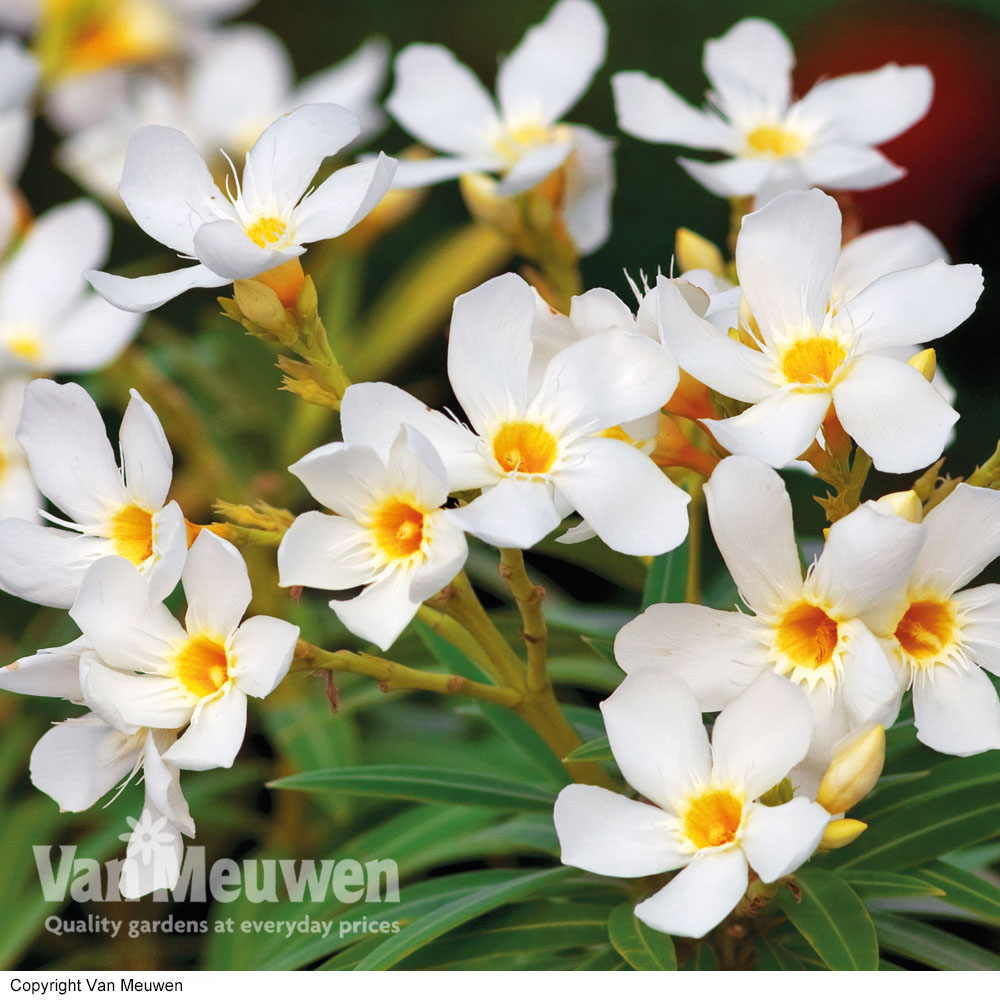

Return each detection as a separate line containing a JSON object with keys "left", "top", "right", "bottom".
{"left": 492, "top": 422, "right": 558, "bottom": 475}
{"left": 5, "top": 332, "right": 43, "bottom": 363}
{"left": 776, "top": 601, "right": 840, "bottom": 670}
{"left": 174, "top": 635, "right": 230, "bottom": 699}
{"left": 780, "top": 337, "right": 847, "bottom": 386}
{"left": 895, "top": 598, "right": 956, "bottom": 664}
{"left": 493, "top": 121, "right": 554, "bottom": 163}
{"left": 109, "top": 504, "right": 154, "bottom": 566}
{"left": 245, "top": 216, "right": 288, "bottom": 248}
{"left": 746, "top": 124, "right": 807, "bottom": 158}
{"left": 683, "top": 789, "right": 745, "bottom": 850}
{"left": 371, "top": 499, "right": 426, "bottom": 561}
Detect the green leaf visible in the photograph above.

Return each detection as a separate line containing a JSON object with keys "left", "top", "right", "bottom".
{"left": 354, "top": 867, "right": 572, "bottom": 970}
{"left": 576, "top": 946, "right": 627, "bottom": 970}
{"left": 562, "top": 736, "right": 613, "bottom": 762}
{"left": 777, "top": 869, "right": 878, "bottom": 970}
{"left": 641, "top": 540, "right": 689, "bottom": 610}
{"left": 874, "top": 913, "right": 1000, "bottom": 971}
{"left": 580, "top": 635, "right": 617, "bottom": 665}
{"left": 682, "top": 944, "right": 719, "bottom": 970}
{"left": 841, "top": 869, "right": 944, "bottom": 901}
{"left": 606, "top": 901, "right": 677, "bottom": 970}
{"left": 269, "top": 764, "right": 556, "bottom": 812}
{"left": 754, "top": 936, "right": 810, "bottom": 971}
{"left": 914, "top": 861, "right": 1000, "bottom": 927}
{"left": 396, "top": 901, "right": 610, "bottom": 970}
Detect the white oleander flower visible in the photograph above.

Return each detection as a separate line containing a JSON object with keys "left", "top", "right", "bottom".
{"left": 70, "top": 530, "right": 299, "bottom": 771}
{"left": 554, "top": 670, "right": 829, "bottom": 939}
{"left": 386, "top": 0, "right": 614, "bottom": 253}
{"left": 86, "top": 103, "right": 396, "bottom": 312}
{"left": 616, "top": 455, "right": 927, "bottom": 788}
{"left": 0, "top": 379, "right": 188, "bottom": 609}
{"left": 278, "top": 424, "right": 469, "bottom": 651}
{"left": 864, "top": 485, "right": 1000, "bottom": 756}
{"left": 341, "top": 273, "right": 689, "bottom": 557}
{"left": 656, "top": 189, "right": 982, "bottom": 473}
{"left": 0, "top": 200, "right": 142, "bottom": 373}
{"left": 58, "top": 26, "right": 388, "bottom": 207}
{"left": 613, "top": 17, "right": 932, "bottom": 202}
{"left": 0, "top": 377, "right": 38, "bottom": 521}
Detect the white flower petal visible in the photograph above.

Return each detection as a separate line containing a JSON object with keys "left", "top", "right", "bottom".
{"left": 808, "top": 502, "right": 925, "bottom": 619}
{"left": 390, "top": 156, "right": 498, "bottom": 189}
{"left": 277, "top": 511, "right": 375, "bottom": 591}
{"left": 835, "top": 222, "right": 949, "bottom": 302}
{"left": 956, "top": 584, "right": 1000, "bottom": 673}
{"left": 704, "top": 386, "right": 832, "bottom": 469}
{"left": 29, "top": 714, "right": 141, "bottom": 812}
{"left": 0, "top": 637, "right": 87, "bottom": 699}
{"left": 704, "top": 455, "right": 802, "bottom": 614}
{"left": 241, "top": 103, "right": 361, "bottom": 207}
{"left": 912, "top": 664, "right": 1000, "bottom": 756}
{"left": 70, "top": 557, "right": 186, "bottom": 673}
{"left": 340, "top": 383, "right": 488, "bottom": 492}
{"left": 18, "top": 378, "right": 129, "bottom": 524}
{"left": 119, "top": 805, "right": 183, "bottom": 900}
{"left": 293, "top": 153, "right": 396, "bottom": 245}
{"left": 409, "top": 511, "right": 469, "bottom": 601}
{"left": 86, "top": 263, "right": 231, "bottom": 313}
{"left": 448, "top": 273, "right": 537, "bottom": 432}
{"left": 832, "top": 354, "right": 958, "bottom": 474}
{"left": 562, "top": 124, "right": 615, "bottom": 255}
{"left": 288, "top": 442, "right": 386, "bottom": 520}
{"left": 182, "top": 532, "right": 251, "bottom": 639}
{"left": 448, "top": 476, "right": 563, "bottom": 550}
{"left": 536, "top": 330, "right": 677, "bottom": 435}
{"left": 143, "top": 729, "right": 194, "bottom": 835}
{"left": 162, "top": 686, "right": 248, "bottom": 770}
{"left": 192, "top": 218, "right": 302, "bottom": 280}
{"left": 677, "top": 155, "right": 774, "bottom": 198}
{"left": 612, "top": 71, "right": 729, "bottom": 149}
{"left": 229, "top": 615, "right": 298, "bottom": 699}
{"left": 796, "top": 64, "right": 933, "bottom": 146}
{"left": 42, "top": 296, "right": 143, "bottom": 374}
{"left": 838, "top": 620, "right": 905, "bottom": 730}
{"left": 331, "top": 567, "right": 419, "bottom": 650}
{"left": 0, "top": 520, "right": 109, "bottom": 608}
{"left": 119, "top": 389, "right": 172, "bottom": 510}
{"left": 81, "top": 657, "right": 190, "bottom": 732}
{"left": 493, "top": 140, "right": 572, "bottom": 196}
{"left": 118, "top": 125, "right": 227, "bottom": 255}
{"left": 711, "top": 672, "right": 812, "bottom": 799}
{"left": 147, "top": 501, "right": 188, "bottom": 604}
{"left": 615, "top": 604, "right": 765, "bottom": 711}
{"left": 634, "top": 848, "right": 748, "bottom": 939}
{"left": 655, "top": 276, "right": 774, "bottom": 403}
{"left": 737, "top": 189, "right": 841, "bottom": 336}
{"left": 703, "top": 18, "right": 794, "bottom": 116}
{"left": 554, "top": 438, "right": 689, "bottom": 556}
{"left": 910, "top": 485, "right": 1000, "bottom": 595}
{"left": 601, "top": 669, "right": 711, "bottom": 811}
{"left": 0, "top": 200, "right": 109, "bottom": 326}
{"left": 387, "top": 44, "right": 499, "bottom": 156}
{"left": 798, "top": 143, "right": 904, "bottom": 191}
{"left": 740, "top": 798, "right": 829, "bottom": 883}
{"left": 849, "top": 261, "right": 983, "bottom": 353}
{"left": 554, "top": 784, "right": 687, "bottom": 878}
{"left": 496, "top": 0, "right": 605, "bottom": 125}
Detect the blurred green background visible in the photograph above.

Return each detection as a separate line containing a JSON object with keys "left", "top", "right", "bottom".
{"left": 5, "top": 0, "right": 1000, "bottom": 971}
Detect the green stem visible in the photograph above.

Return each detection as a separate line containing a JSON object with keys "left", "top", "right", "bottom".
{"left": 498, "top": 548, "right": 549, "bottom": 693}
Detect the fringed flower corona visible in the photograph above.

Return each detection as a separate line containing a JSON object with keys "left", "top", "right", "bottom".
{"left": 657, "top": 189, "right": 982, "bottom": 473}
{"left": 0, "top": 199, "right": 142, "bottom": 373}
{"left": 70, "top": 531, "right": 299, "bottom": 772}
{"left": 342, "top": 273, "right": 689, "bottom": 556}
{"left": 386, "top": 0, "right": 613, "bottom": 253}
{"left": 86, "top": 103, "right": 397, "bottom": 311}
{"left": 613, "top": 17, "right": 933, "bottom": 202}
{"left": 0, "top": 379, "right": 187, "bottom": 609}
{"left": 615, "top": 456, "right": 926, "bottom": 786}
{"left": 278, "top": 424, "right": 469, "bottom": 651}
{"left": 554, "top": 670, "right": 829, "bottom": 939}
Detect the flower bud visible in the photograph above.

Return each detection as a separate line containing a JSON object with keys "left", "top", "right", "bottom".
{"left": 873, "top": 489, "right": 922, "bottom": 523}
{"left": 818, "top": 818, "right": 867, "bottom": 850}
{"left": 675, "top": 228, "right": 725, "bottom": 276}
{"left": 908, "top": 347, "right": 937, "bottom": 382}
{"left": 816, "top": 724, "right": 885, "bottom": 815}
